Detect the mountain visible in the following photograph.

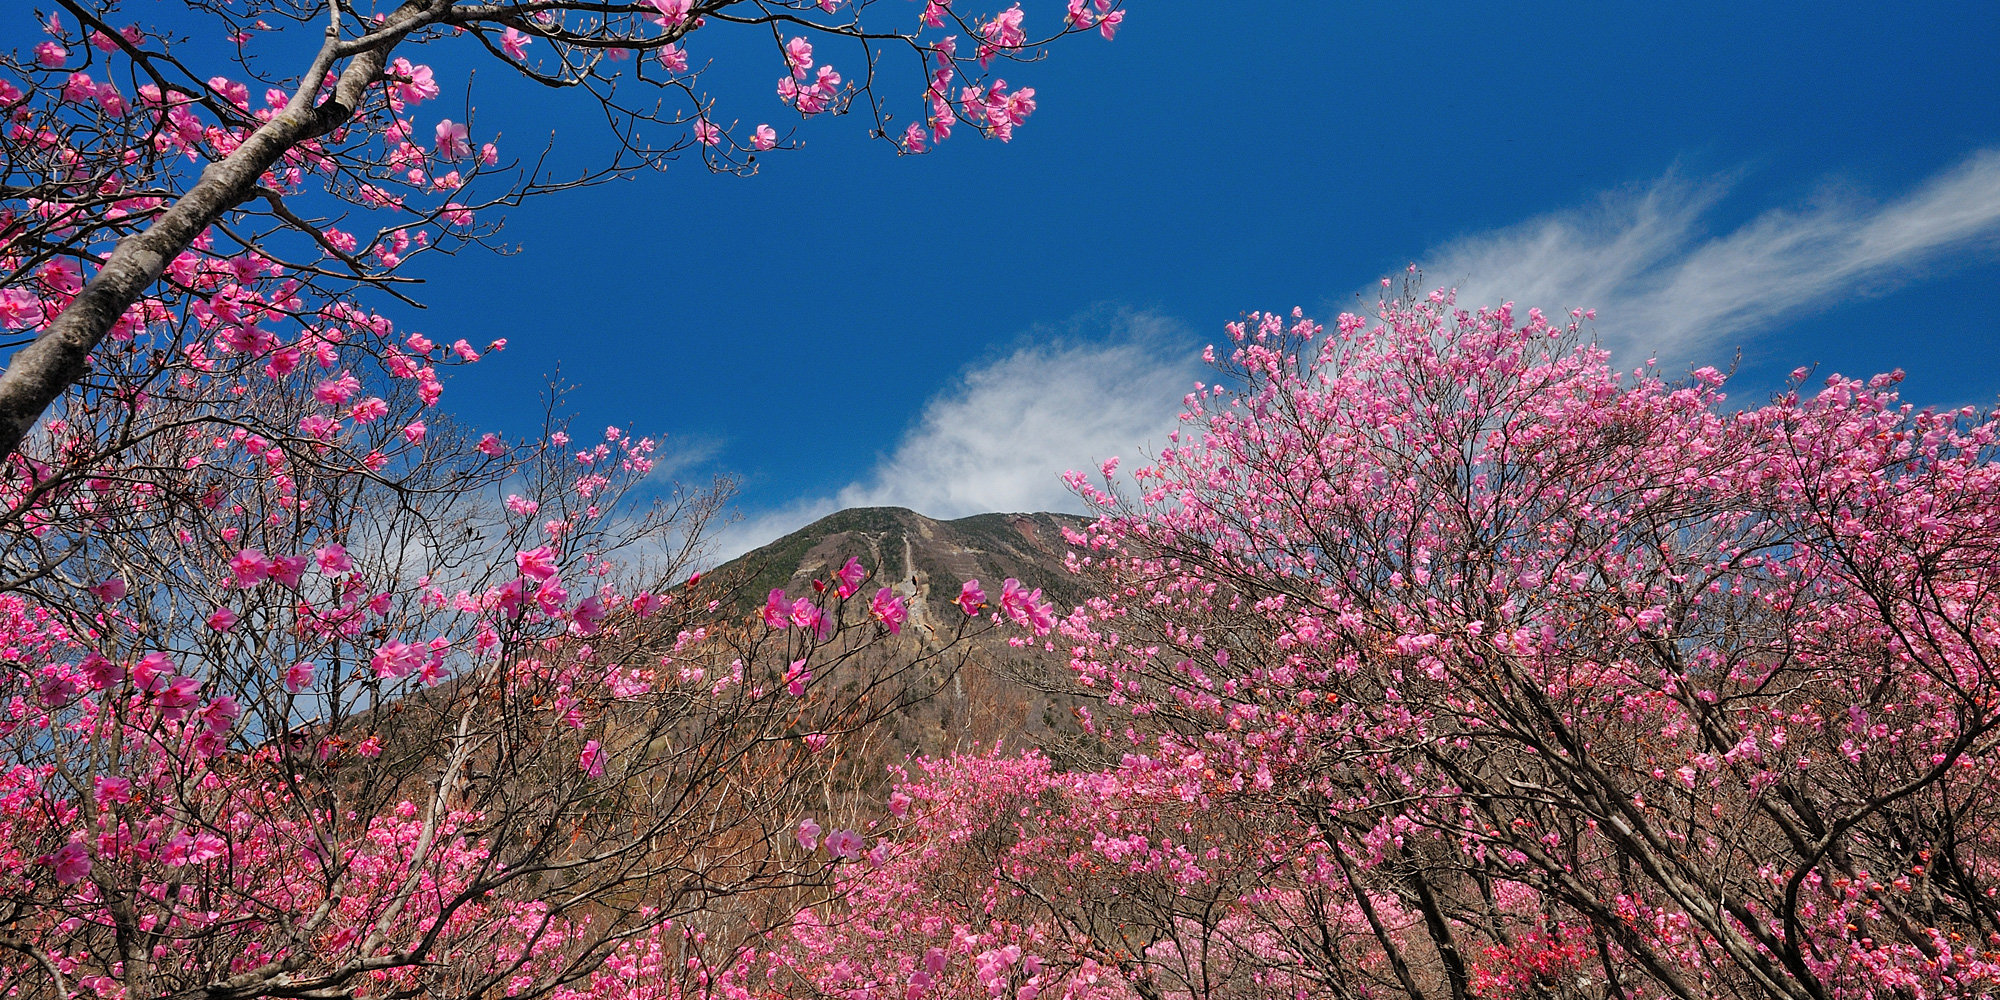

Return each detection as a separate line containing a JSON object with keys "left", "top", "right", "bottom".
{"left": 699, "top": 507, "right": 1097, "bottom": 762}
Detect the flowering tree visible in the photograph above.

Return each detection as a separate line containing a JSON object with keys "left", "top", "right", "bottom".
{"left": 0, "top": 2, "right": 1101, "bottom": 994}
{"left": 0, "top": 0, "right": 1126, "bottom": 463}
{"left": 776, "top": 292, "right": 2000, "bottom": 1000}
{"left": 0, "top": 368, "right": 1011, "bottom": 999}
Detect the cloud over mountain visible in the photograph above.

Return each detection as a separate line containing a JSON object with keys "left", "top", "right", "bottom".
{"left": 708, "top": 310, "right": 1198, "bottom": 561}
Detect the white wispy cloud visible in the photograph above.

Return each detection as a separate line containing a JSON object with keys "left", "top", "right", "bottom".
{"left": 1412, "top": 149, "right": 2000, "bottom": 363}
{"left": 704, "top": 309, "right": 1199, "bottom": 561}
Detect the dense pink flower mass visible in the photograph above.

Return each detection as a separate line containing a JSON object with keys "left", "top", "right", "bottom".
{"left": 763, "top": 294, "right": 2000, "bottom": 1000}
{"left": 0, "top": 386, "right": 1005, "bottom": 1000}
{"left": 0, "top": 3, "right": 1134, "bottom": 995}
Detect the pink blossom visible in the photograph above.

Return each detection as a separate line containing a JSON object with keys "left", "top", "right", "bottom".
{"left": 998, "top": 577, "right": 1029, "bottom": 620}
{"left": 0, "top": 289, "right": 47, "bottom": 328}
{"left": 314, "top": 543, "right": 353, "bottom": 575}
{"left": 491, "top": 579, "right": 526, "bottom": 620}
{"left": 298, "top": 414, "right": 340, "bottom": 441}
{"left": 132, "top": 652, "right": 173, "bottom": 692}
{"left": 997, "top": 578, "right": 1057, "bottom": 634}
{"left": 476, "top": 433, "right": 506, "bottom": 457}
{"left": 753, "top": 124, "right": 778, "bottom": 150}
{"left": 693, "top": 118, "right": 720, "bottom": 146}
{"left": 313, "top": 372, "right": 360, "bottom": 405}
{"left": 955, "top": 578, "right": 985, "bottom": 615}
{"left": 657, "top": 43, "right": 689, "bottom": 72}
{"left": 434, "top": 119, "right": 472, "bottom": 160}
{"left": 834, "top": 556, "right": 867, "bottom": 598}
{"left": 207, "top": 76, "right": 250, "bottom": 109}
{"left": 46, "top": 841, "right": 90, "bottom": 884}
{"left": 888, "top": 790, "right": 913, "bottom": 817}
{"left": 516, "top": 545, "right": 560, "bottom": 582}
{"left": 81, "top": 653, "right": 123, "bottom": 689}
{"left": 197, "top": 696, "right": 240, "bottom": 734}
{"left": 824, "top": 828, "right": 865, "bottom": 860}
{"left": 501, "top": 27, "right": 531, "bottom": 60}
{"left": 88, "top": 578, "right": 126, "bottom": 602}
{"left": 94, "top": 776, "right": 133, "bottom": 804}
{"left": 795, "top": 817, "right": 822, "bottom": 851}
{"left": 647, "top": 0, "right": 693, "bottom": 27}
{"left": 63, "top": 73, "right": 98, "bottom": 105}
{"left": 284, "top": 661, "right": 315, "bottom": 692}
{"left": 789, "top": 596, "right": 828, "bottom": 639}
{"left": 1023, "top": 595, "right": 1056, "bottom": 635}
{"left": 39, "top": 671, "right": 78, "bottom": 707}
{"left": 93, "top": 80, "right": 127, "bottom": 116}
{"left": 631, "top": 591, "right": 664, "bottom": 617}
{"left": 230, "top": 548, "right": 272, "bottom": 587}
{"left": 784, "top": 37, "right": 814, "bottom": 79}
{"left": 403, "top": 420, "right": 427, "bottom": 443}
{"left": 370, "top": 640, "right": 421, "bottom": 679}
{"left": 571, "top": 595, "right": 606, "bottom": 636}
{"left": 157, "top": 675, "right": 200, "bottom": 720}
{"left": 349, "top": 397, "right": 388, "bottom": 424}
{"left": 35, "top": 42, "right": 68, "bottom": 67}
{"left": 389, "top": 59, "right": 439, "bottom": 105}
{"left": 976, "top": 4, "right": 1026, "bottom": 66}
{"left": 205, "top": 606, "right": 239, "bottom": 632}
{"left": 269, "top": 555, "right": 308, "bottom": 588}
{"left": 871, "top": 587, "right": 908, "bottom": 633}
{"left": 579, "top": 739, "right": 605, "bottom": 777}
{"left": 764, "top": 588, "right": 790, "bottom": 629}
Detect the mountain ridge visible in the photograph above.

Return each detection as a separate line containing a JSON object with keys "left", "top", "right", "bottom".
{"left": 703, "top": 506, "right": 1094, "bottom": 620}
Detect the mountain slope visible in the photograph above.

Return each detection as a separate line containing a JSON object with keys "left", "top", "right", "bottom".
{"left": 700, "top": 507, "right": 1096, "bottom": 762}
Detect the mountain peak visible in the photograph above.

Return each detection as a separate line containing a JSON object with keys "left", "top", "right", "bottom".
{"left": 706, "top": 507, "right": 1090, "bottom": 619}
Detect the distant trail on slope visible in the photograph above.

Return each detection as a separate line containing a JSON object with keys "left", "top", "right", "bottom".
{"left": 901, "top": 530, "right": 932, "bottom": 644}
{"left": 898, "top": 529, "right": 962, "bottom": 701}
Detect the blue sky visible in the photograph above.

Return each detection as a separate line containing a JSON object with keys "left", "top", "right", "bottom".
{"left": 153, "top": 2, "right": 2000, "bottom": 557}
